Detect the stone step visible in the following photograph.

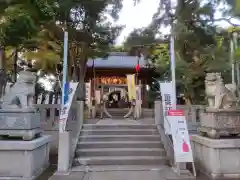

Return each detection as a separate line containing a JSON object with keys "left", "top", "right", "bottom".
{"left": 83, "top": 124, "right": 157, "bottom": 130}
{"left": 75, "top": 148, "right": 166, "bottom": 157}
{"left": 142, "top": 112, "right": 154, "bottom": 114}
{"left": 142, "top": 110, "right": 154, "bottom": 113}
{"left": 107, "top": 111, "right": 129, "bottom": 113}
{"left": 105, "top": 110, "right": 128, "bottom": 112}
{"left": 81, "top": 129, "right": 159, "bottom": 135}
{"left": 105, "top": 108, "right": 154, "bottom": 111}
{"left": 142, "top": 113, "right": 154, "bottom": 116}
{"left": 79, "top": 135, "right": 161, "bottom": 142}
{"left": 71, "top": 164, "right": 167, "bottom": 172}
{"left": 106, "top": 109, "right": 130, "bottom": 111}
{"left": 106, "top": 110, "right": 132, "bottom": 116}
{"left": 77, "top": 141, "right": 163, "bottom": 149}
{"left": 73, "top": 156, "right": 168, "bottom": 166}
{"left": 106, "top": 114, "right": 129, "bottom": 117}
{"left": 106, "top": 113, "right": 129, "bottom": 116}
{"left": 107, "top": 109, "right": 129, "bottom": 111}
{"left": 96, "top": 112, "right": 154, "bottom": 118}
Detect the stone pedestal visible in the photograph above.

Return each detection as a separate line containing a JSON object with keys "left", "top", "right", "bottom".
{"left": 191, "top": 135, "right": 240, "bottom": 179}
{"left": 0, "top": 135, "right": 51, "bottom": 180}
{"left": 199, "top": 108, "right": 240, "bottom": 138}
{"left": 0, "top": 108, "right": 41, "bottom": 140}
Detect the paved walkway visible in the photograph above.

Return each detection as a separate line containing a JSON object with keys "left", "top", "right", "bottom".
{"left": 49, "top": 166, "right": 196, "bottom": 180}
{"left": 49, "top": 171, "right": 167, "bottom": 180}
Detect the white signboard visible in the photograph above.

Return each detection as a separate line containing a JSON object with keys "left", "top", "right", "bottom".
{"left": 59, "top": 82, "right": 79, "bottom": 132}
{"left": 168, "top": 109, "right": 193, "bottom": 163}
{"left": 159, "top": 82, "right": 174, "bottom": 134}
{"left": 85, "top": 82, "right": 91, "bottom": 106}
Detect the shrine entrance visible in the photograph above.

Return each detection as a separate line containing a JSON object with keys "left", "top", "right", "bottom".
{"left": 102, "top": 85, "right": 130, "bottom": 109}
{"left": 100, "top": 84, "right": 131, "bottom": 118}
{"left": 86, "top": 74, "right": 143, "bottom": 119}
{"left": 94, "top": 75, "right": 137, "bottom": 118}
{"left": 107, "top": 90, "right": 121, "bottom": 108}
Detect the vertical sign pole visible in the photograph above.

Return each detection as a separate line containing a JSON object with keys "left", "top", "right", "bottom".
{"left": 59, "top": 30, "right": 68, "bottom": 133}
{"left": 233, "top": 32, "right": 240, "bottom": 88}
{"left": 170, "top": 34, "right": 183, "bottom": 174}
{"left": 231, "top": 37, "right": 235, "bottom": 84}
{"left": 170, "top": 35, "right": 177, "bottom": 110}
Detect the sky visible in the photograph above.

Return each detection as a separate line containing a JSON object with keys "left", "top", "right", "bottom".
{"left": 115, "top": 0, "right": 160, "bottom": 44}
{"left": 115, "top": 0, "right": 240, "bottom": 45}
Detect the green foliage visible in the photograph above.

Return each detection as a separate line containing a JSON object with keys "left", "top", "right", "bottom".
{"left": 0, "top": 7, "right": 36, "bottom": 47}
{"left": 124, "top": 28, "right": 156, "bottom": 49}
{"left": 111, "top": 45, "right": 125, "bottom": 52}
{"left": 32, "top": 0, "right": 56, "bottom": 21}
{"left": 0, "top": 1, "right": 56, "bottom": 47}
{"left": 150, "top": 43, "right": 170, "bottom": 78}
{"left": 173, "top": 0, "right": 233, "bottom": 103}
{"left": 22, "top": 25, "right": 62, "bottom": 71}
{"left": 0, "top": 0, "right": 125, "bottom": 73}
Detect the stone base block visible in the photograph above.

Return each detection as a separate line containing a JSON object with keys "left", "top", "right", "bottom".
{"left": 199, "top": 108, "right": 240, "bottom": 138}
{"left": 0, "top": 128, "right": 42, "bottom": 141}
{"left": 0, "top": 135, "right": 51, "bottom": 180}
{"left": 191, "top": 135, "right": 240, "bottom": 179}
{"left": 0, "top": 109, "right": 41, "bottom": 140}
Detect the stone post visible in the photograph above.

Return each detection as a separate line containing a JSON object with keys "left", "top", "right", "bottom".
{"left": 57, "top": 131, "right": 71, "bottom": 174}
{"left": 78, "top": 100, "right": 84, "bottom": 124}
{"left": 154, "top": 98, "right": 163, "bottom": 125}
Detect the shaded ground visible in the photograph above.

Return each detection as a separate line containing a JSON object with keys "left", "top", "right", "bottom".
{"left": 37, "top": 153, "right": 57, "bottom": 180}
{"left": 37, "top": 166, "right": 57, "bottom": 180}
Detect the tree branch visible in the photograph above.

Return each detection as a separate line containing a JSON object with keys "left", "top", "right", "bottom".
{"left": 210, "top": 17, "right": 240, "bottom": 27}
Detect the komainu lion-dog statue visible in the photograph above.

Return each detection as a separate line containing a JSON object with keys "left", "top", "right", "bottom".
{"left": 205, "top": 72, "right": 238, "bottom": 109}
{"left": 1, "top": 70, "right": 36, "bottom": 109}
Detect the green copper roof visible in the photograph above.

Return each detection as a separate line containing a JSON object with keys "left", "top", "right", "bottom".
{"left": 87, "top": 52, "right": 147, "bottom": 68}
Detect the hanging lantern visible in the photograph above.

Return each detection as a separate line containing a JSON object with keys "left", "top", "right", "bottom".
{"left": 136, "top": 64, "right": 140, "bottom": 72}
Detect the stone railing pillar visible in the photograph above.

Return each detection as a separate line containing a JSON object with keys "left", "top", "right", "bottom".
{"left": 154, "top": 98, "right": 163, "bottom": 125}
{"left": 57, "top": 100, "right": 84, "bottom": 174}
{"left": 57, "top": 131, "right": 70, "bottom": 174}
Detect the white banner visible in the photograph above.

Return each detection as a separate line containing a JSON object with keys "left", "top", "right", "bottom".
{"left": 126, "top": 74, "right": 136, "bottom": 100}
{"left": 159, "top": 82, "right": 174, "bottom": 134}
{"left": 59, "top": 82, "right": 79, "bottom": 132}
{"left": 168, "top": 109, "right": 193, "bottom": 163}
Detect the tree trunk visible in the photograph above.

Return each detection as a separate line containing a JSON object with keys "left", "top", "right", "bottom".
{"left": 77, "top": 56, "right": 87, "bottom": 101}
{"left": 0, "top": 46, "right": 6, "bottom": 98}
{"left": 0, "top": 46, "right": 6, "bottom": 71}
{"left": 13, "top": 47, "right": 18, "bottom": 82}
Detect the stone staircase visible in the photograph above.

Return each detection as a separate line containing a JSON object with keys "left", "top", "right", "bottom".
{"left": 72, "top": 124, "right": 169, "bottom": 171}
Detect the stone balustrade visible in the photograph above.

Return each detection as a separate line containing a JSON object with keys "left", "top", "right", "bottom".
{"left": 35, "top": 100, "right": 84, "bottom": 173}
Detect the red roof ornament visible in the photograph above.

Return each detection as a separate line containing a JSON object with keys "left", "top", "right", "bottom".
{"left": 136, "top": 64, "right": 140, "bottom": 72}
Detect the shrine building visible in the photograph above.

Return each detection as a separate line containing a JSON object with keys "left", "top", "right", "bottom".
{"left": 85, "top": 52, "right": 155, "bottom": 109}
